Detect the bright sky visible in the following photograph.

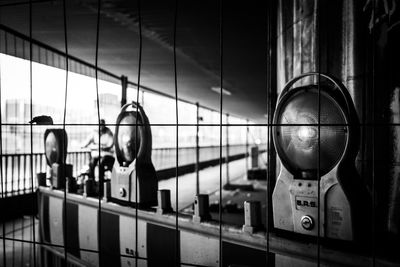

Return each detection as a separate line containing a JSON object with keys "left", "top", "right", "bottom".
{"left": 0, "top": 53, "right": 120, "bottom": 111}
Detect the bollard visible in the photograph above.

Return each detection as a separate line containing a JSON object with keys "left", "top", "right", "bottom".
{"left": 66, "top": 177, "right": 77, "bottom": 193}
{"left": 250, "top": 146, "right": 259, "bottom": 169}
{"left": 157, "top": 189, "right": 173, "bottom": 214}
{"left": 193, "top": 194, "right": 211, "bottom": 223}
{"left": 103, "top": 180, "right": 111, "bottom": 202}
{"left": 247, "top": 145, "right": 267, "bottom": 181}
{"left": 242, "top": 201, "right": 262, "bottom": 234}
{"left": 83, "top": 179, "right": 94, "bottom": 198}
{"left": 36, "top": 172, "right": 47, "bottom": 187}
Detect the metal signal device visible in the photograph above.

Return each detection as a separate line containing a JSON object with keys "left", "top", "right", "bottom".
{"left": 44, "top": 129, "right": 72, "bottom": 189}
{"left": 272, "top": 73, "right": 371, "bottom": 241}
{"left": 111, "top": 102, "right": 158, "bottom": 207}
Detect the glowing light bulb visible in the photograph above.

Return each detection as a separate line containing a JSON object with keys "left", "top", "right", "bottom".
{"left": 122, "top": 134, "right": 130, "bottom": 145}
{"left": 294, "top": 126, "right": 318, "bottom": 151}
{"left": 297, "top": 126, "right": 315, "bottom": 141}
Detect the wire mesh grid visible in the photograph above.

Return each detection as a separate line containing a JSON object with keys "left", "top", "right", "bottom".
{"left": 1, "top": 0, "right": 399, "bottom": 267}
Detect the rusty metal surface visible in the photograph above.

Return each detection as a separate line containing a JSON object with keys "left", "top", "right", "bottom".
{"left": 277, "top": 0, "right": 316, "bottom": 92}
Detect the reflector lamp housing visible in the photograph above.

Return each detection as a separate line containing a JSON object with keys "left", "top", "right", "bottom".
{"left": 111, "top": 102, "right": 158, "bottom": 206}
{"left": 44, "top": 129, "right": 71, "bottom": 189}
{"left": 272, "top": 73, "right": 371, "bottom": 241}
{"left": 44, "top": 129, "right": 68, "bottom": 167}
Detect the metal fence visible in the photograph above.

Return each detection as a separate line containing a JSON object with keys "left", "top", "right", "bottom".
{"left": 0, "top": 151, "right": 90, "bottom": 197}
{"left": 0, "top": 144, "right": 253, "bottom": 198}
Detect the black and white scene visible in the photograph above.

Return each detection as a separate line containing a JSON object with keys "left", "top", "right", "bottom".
{"left": 1, "top": 0, "right": 400, "bottom": 266}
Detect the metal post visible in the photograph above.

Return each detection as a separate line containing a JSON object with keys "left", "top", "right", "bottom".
{"left": 246, "top": 119, "right": 249, "bottom": 173}
{"left": 242, "top": 201, "right": 262, "bottom": 233}
{"left": 226, "top": 114, "right": 230, "bottom": 185}
{"left": 195, "top": 102, "right": 200, "bottom": 195}
{"left": 193, "top": 194, "right": 211, "bottom": 223}
{"left": 157, "top": 189, "right": 173, "bottom": 214}
{"left": 120, "top": 75, "right": 128, "bottom": 107}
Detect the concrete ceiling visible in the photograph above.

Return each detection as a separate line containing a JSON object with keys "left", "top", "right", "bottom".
{"left": 0, "top": 0, "right": 270, "bottom": 122}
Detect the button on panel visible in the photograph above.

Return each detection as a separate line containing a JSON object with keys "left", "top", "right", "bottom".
{"left": 119, "top": 187, "right": 127, "bottom": 197}
{"left": 301, "top": 215, "right": 314, "bottom": 230}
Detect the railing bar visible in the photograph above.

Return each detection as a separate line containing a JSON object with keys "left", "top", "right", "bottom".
{"left": 34, "top": 153, "right": 38, "bottom": 184}
{"left": 23, "top": 154, "right": 27, "bottom": 194}
{"left": 17, "top": 155, "right": 21, "bottom": 195}
{"left": 78, "top": 153, "right": 80, "bottom": 176}
{"left": 0, "top": 148, "right": 254, "bottom": 196}
{"left": 20, "top": 155, "right": 23, "bottom": 194}
{"left": 6, "top": 156, "right": 9, "bottom": 195}
{"left": 11, "top": 156, "right": 14, "bottom": 196}
{"left": 0, "top": 157, "right": 3, "bottom": 196}
{"left": 21, "top": 155, "right": 24, "bottom": 194}
{"left": 3, "top": 157, "right": 6, "bottom": 195}
{"left": 78, "top": 152, "right": 80, "bottom": 177}
{"left": 39, "top": 153, "right": 43, "bottom": 173}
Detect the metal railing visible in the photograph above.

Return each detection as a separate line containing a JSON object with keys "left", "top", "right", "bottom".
{"left": 0, "top": 151, "right": 91, "bottom": 197}
{"left": 152, "top": 144, "right": 249, "bottom": 170}
{"left": 0, "top": 144, "right": 256, "bottom": 198}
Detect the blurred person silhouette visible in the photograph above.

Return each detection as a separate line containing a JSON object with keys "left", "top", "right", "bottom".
{"left": 81, "top": 119, "right": 115, "bottom": 179}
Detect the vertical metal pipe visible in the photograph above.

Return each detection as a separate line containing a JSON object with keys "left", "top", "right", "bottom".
{"left": 17, "top": 156, "right": 21, "bottom": 193}
{"left": 120, "top": 75, "right": 128, "bottom": 107}
{"left": 39, "top": 153, "right": 43, "bottom": 173}
{"left": 226, "top": 114, "right": 230, "bottom": 185}
{"left": 246, "top": 119, "right": 249, "bottom": 173}
{"left": 195, "top": 102, "right": 200, "bottom": 195}
{"left": 23, "top": 155, "right": 27, "bottom": 193}
{"left": 34, "top": 153, "right": 38, "bottom": 179}
{"left": 11, "top": 156, "right": 14, "bottom": 195}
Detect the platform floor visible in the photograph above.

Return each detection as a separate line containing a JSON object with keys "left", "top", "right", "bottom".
{"left": 0, "top": 216, "right": 39, "bottom": 267}
{"left": 159, "top": 157, "right": 250, "bottom": 210}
